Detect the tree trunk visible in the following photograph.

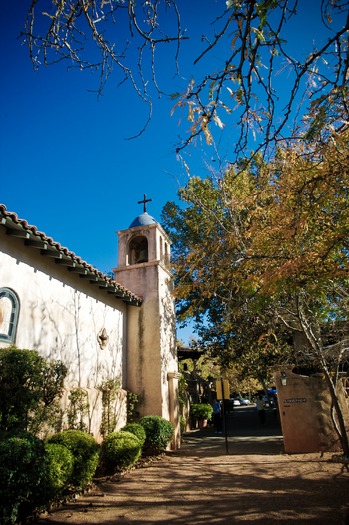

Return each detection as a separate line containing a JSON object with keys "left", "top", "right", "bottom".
{"left": 323, "top": 369, "right": 349, "bottom": 457}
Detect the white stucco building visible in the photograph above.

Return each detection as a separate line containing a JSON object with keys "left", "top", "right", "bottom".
{"left": 0, "top": 202, "right": 180, "bottom": 446}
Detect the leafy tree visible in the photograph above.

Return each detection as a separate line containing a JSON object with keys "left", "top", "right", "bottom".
{"left": 21, "top": 1, "right": 349, "bottom": 156}
{"left": 0, "top": 347, "right": 67, "bottom": 434}
{"left": 172, "top": 0, "right": 349, "bottom": 158}
{"left": 162, "top": 127, "right": 349, "bottom": 454}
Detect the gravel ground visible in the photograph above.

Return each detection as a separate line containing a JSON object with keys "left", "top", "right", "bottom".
{"left": 34, "top": 408, "right": 349, "bottom": 525}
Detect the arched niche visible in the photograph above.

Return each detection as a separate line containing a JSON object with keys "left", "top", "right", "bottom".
{"left": 128, "top": 235, "right": 148, "bottom": 265}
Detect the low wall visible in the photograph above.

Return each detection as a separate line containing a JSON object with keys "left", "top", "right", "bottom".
{"left": 274, "top": 367, "right": 348, "bottom": 453}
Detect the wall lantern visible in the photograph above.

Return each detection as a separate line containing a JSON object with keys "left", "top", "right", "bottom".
{"left": 280, "top": 371, "right": 287, "bottom": 386}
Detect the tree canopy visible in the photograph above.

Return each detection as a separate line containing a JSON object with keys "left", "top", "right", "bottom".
{"left": 162, "top": 127, "right": 349, "bottom": 352}
{"left": 162, "top": 125, "right": 349, "bottom": 451}
{"left": 22, "top": 0, "right": 349, "bottom": 158}
{"left": 21, "top": 0, "right": 349, "bottom": 452}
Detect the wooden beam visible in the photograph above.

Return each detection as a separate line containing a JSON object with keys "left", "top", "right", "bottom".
{"left": 6, "top": 228, "right": 30, "bottom": 239}
{"left": 105, "top": 285, "right": 120, "bottom": 293}
{"left": 41, "top": 249, "right": 62, "bottom": 259}
{"left": 127, "top": 298, "right": 142, "bottom": 306}
{"left": 68, "top": 267, "right": 88, "bottom": 275}
{"left": 55, "top": 259, "right": 76, "bottom": 267}
{"left": 25, "top": 239, "right": 48, "bottom": 249}
{"left": 87, "top": 276, "right": 101, "bottom": 283}
{"left": 79, "top": 273, "right": 98, "bottom": 281}
{"left": 108, "top": 289, "right": 126, "bottom": 298}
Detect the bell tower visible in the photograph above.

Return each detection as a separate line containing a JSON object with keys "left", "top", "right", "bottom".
{"left": 114, "top": 195, "right": 180, "bottom": 447}
{"left": 117, "top": 195, "right": 170, "bottom": 272}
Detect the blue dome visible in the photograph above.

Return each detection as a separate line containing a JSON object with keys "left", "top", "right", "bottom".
{"left": 129, "top": 212, "right": 157, "bottom": 228}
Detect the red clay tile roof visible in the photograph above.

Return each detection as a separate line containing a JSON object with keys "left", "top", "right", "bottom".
{"left": 0, "top": 203, "right": 142, "bottom": 306}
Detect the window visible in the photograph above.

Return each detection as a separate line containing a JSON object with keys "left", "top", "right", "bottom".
{"left": 128, "top": 236, "right": 148, "bottom": 265}
{"left": 0, "top": 288, "right": 20, "bottom": 343}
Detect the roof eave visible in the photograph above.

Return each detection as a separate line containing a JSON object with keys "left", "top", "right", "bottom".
{"left": 0, "top": 204, "right": 142, "bottom": 307}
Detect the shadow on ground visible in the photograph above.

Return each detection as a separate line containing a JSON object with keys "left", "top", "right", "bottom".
{"left": 34, "top": 406, "right": 349, "bottom": 525}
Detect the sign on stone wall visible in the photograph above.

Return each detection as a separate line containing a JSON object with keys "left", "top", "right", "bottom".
{"left": 284, "top": 398, "right": 307, "bottom": 404}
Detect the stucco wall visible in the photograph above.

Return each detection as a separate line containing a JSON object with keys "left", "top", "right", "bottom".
{"left": 159, "top": 267, "right": 177, "bottom": 417}
{"left": 274, "top": 367, "right": 348, "bottom": 453}
{"left": 116, "top": 264, "right": 164, "bottom": 415}
{"left": 0, "top": 229, "right": 128, "bottom": 438}
{"left": 115, "top": 262, "right": 177, "bottom": 412}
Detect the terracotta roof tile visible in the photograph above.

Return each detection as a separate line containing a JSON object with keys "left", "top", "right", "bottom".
{"left": 0, "top": 204, "right": 142, "bottom": 306}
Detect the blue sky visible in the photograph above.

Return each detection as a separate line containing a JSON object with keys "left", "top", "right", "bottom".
{"left": 1, "top": 0, "right": 224, "bottom": 343}
{"left": 0, "top": 2, "right": 226, "bottom": 264}
{"left": 0, "top": 1, "right": 342, "bottom": 343}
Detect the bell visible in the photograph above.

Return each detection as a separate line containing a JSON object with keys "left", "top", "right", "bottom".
{"left": 136, "top": 249, "right": 148, "bottom": 263}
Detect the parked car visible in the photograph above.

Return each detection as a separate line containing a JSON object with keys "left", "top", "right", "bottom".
{"left": 262, "top": 395, "right": 269, "bottom": 406}
{"left": 231, "top": 397, "right": 251, "bottom": 406}
{"left": 263, "top": 393, "right": 277, "bottom": 408}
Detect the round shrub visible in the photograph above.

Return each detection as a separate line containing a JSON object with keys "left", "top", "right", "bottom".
{"left": 48, "top": 430, "right": 100, "bottom": 490}
{"left": 0, "top": 432, "right": 47, "bottom": 525}
{"left": 140, "top": 416, "right": 174, "bottom": 456}
{"left": 43, "top": 443, "right": 74, "bottom": 501}
{"left": 100, "top": 431, "right": 141, "bottom": 474}
{"left": 122, "top": 423, "right": 146, "bottom": 447}
{"left": 190, "top": 403, "right": 213, "bottom": 421}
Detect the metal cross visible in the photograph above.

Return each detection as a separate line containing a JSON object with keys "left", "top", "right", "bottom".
{"left": 138, "top": 194, "right": 152, "bottom": 213}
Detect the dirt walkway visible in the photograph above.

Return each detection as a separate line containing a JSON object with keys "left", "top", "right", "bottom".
{"left": 34, "top": 409, "right": 349, "bottom": 525}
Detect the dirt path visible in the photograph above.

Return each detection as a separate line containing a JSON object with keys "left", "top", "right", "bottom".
{"left": 34, "top": 409, "right": 349, "bottom": 525}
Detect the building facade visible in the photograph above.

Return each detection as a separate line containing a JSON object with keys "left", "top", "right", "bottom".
{"left": 0, "top": 203, "right": 180, "bottom": 446}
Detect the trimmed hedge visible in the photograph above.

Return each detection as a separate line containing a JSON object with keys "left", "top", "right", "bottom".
{"left": 0, "top": 432, "right": 47, "bottom": 525}
{"left": 43, "top": 443, "right": 74, "bottom": 502}
{"left": 122, "top": 423, "right": 146, "bottom": 447}
{"left": 140, "top": 415, "right": 174, "bottom": 456}
{"left": 48, "top": 430, "right": 100, "bottom": 490}
{"left": 100, "top": 431, "right": 142, "bottom": 474}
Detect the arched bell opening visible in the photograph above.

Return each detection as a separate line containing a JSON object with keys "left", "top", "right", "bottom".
{"left": 128, "top": 235, "right": 149, "bottom": 265}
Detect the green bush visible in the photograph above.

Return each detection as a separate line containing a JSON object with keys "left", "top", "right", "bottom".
{"left": 190, "top": 403, "right": 213, "bottom": 420}
{"left": 122, "top": 423, "right": 146, "bottom": 447}
{"left": 179, "top": 414, "right": 186, "bottom": 434}
{"left": 100, "top": 431, "right": 142, "bottom": 474}
{"left": 48, "top": 430, "right": 100, "bottom": 490}
{"left": 0, "top": 347, "right": 67, "bottom": 434}
{"left": 0, "top": 432, "right": 47, "bottom": 525}
{"left": 140, "top": 415, "right": 174, "bottom": 456}
{"left": 43, "top": 443, "right": 74, "bottom": 502}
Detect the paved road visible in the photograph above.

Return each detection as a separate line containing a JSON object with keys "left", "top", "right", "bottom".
{"left": 188, "top": 404, "right": 284, "bottom": 456}
{"left": 225, "top": 403, "right": 281, "bottom": 435}
{"left": 34, "top": 405, "right": 349, "bottom": 525}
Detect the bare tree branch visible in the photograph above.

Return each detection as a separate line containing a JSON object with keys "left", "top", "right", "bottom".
{"left": 21, "top": 1, "right": 349, "bottom": 154}
{"left": 21, "top": 0, "right": 186, "bottom": 138}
